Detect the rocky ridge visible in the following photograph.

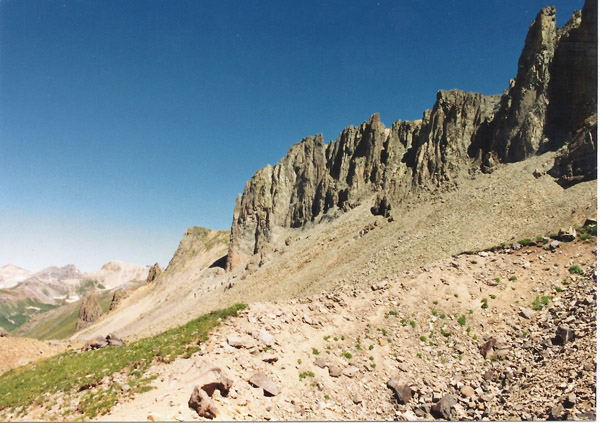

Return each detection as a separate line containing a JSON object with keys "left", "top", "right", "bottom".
{"left": 226, "top": 1, "right": 597, "bottom": 271}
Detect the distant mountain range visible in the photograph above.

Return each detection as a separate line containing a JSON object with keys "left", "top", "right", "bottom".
{"left": 0, "top": 261, "right": 149, "bottom": 334}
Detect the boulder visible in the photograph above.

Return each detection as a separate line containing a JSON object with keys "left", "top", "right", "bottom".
{"left": 248, "top": 372, "right": 280, "bottom": 396}
{"left": 387, "top": 378, "right": 413, "bottom": 404}
{"left": 557, "top": 227, "right": 577, "bottom": 241}
{"left": 196, "top": 363, "right": 234, "bottom": 397}
{"left": 188, "top": 386, "right": 218, "bottom": 419}
{"left": 106, "top": 333, "right": 125, "bottom": 347}
{"left": 431, "top": 394, "right": 456, "bottom": 420}
{"left": 554, "top": 325, "right": 575, "bottom": 345}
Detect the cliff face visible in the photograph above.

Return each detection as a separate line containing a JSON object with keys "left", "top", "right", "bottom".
{"left": 226, "top": 1, "right": 597, "bottom": 271}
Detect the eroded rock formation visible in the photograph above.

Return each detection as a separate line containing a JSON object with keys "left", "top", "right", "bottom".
{"left": 75, "top": 292, "right": 103, "bottom": 332}
{"left": 225, "top": 1, "right": 597, "bottom": 271}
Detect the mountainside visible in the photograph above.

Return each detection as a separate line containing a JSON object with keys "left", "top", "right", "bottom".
{"left": 226, "top": 2, "right": 597, "bottom": 271}
{"left": 74, "top": 2, "right": 597, "bottom": 345}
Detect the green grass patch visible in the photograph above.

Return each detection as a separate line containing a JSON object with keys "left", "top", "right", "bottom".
{"left": 532, "top": 296, "right": 550, "bottom": 311}
{"left": 0, "top": 303, "right": 246, "bottom": 420}
{"left": 299, "top": 371, "right": 315, "bottom": 380}
{"left": 569, "top": 265, "right": 584, "bottom": 275}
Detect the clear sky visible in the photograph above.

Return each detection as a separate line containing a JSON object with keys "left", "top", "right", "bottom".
{"left": 0, "top": 0, "right": 584, "bottom": 272}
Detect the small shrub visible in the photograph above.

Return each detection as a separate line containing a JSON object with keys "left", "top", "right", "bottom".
{"left": 466, "top": 326, "right": 471, "bottom": 334}
{"left": 569, "top": 265, "right": 583, "bottom": 275}
{"left": 518, "top": 238, "right": 532, "bottom": 246}
{"left": 433, "top": 300, "right": 439, "bottom": 305}
{"left": 541, "top": 296, "right": 549, "bottom": 306}
{"left": 312, "top": 348, "right": 320, "bottom": 355}
{"left": 323, "top": 335, "right": 330, "bottom": 341}
{"left": 417, "top": 353, "right": 422, "bottom": 359}
{"left": 555, "top": 286, "right": 563, "bottom": 292}
{"left": 341, "top": 335, "right": 345, "bottom": 341}
{"left": 440, "top": 327, "right": 451, "bottom": 337}
{"left": 370, "top": 363, "right": 376, "bottom": 369}
{"left": 369, "top": 356, "right": 374, "bottom": 361}
{"left": 490, "top": 294, "right": 497, "bottom": 300}
{"left": 494, "top": 277, "right": 500, "bottom": 283}
{"left": 324, "top": 394, "right": 330, "bottom": 400}
{"left": 299, "top": 371, "right": 315, "bottom": 380}
{"left": 297, "top": 359, "right": 302, "bottom": 364}
{"left": 440, "top": 313, "right": 446, "bottom": 319}
{"left": 388, "top": 310, "right": 398, "bottom": 317}
{"left": 432, "top": 308, "right": 438, "bottom": 316}
{"left": 342, "top": 352, "right": 352, "bottom": 359}
{"left": 457, "top": 315, "right": 466, "bottom": 326}
{"left": 509, "top": 275, "right": 517, "bottom": 281}
{"left": 409, "top": 320, "right": 416, "bottom": 329}
{"left": 419, "top": 335, "right": 427, "bottom": 342}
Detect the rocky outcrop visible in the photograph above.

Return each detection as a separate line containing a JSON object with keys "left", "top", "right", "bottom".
{"left": 75, "top": 293, "right": 103, "bottom": 332}
{"left": 109, "top": 288, "right": 132, "bottom": 312}
{"left": 225, "top": 2, "right": 597, "bottom": 271}
{"left": 147, "top": 263, "right": 162, "bottom": 283}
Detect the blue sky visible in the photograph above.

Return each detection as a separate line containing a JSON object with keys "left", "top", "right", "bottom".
{"left": 0, "top": 0, "right": 584, "bottom": 272}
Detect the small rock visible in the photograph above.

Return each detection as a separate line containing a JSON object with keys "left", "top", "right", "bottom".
{"left": 483, "top": 369, "right": 494, "bottom": 381}
{"left": 460, "top": 386, "right": 475, "bottom": 398}
{"left": 387, "top": 378, "right": 413, "bottom": 404}
{"left": 0, "top": 327, "right": 8, "bottom": 337}
{"left": 257, "top": 329, "right": 274, "bottom": 346}
{"left": 533, "top": 168, "right": 544, "bottom": 178}
{"left": 550, "top": 404, "right": 565, "bottom": 420}
{"left": 371, "top": 280, "right": 389, "bottom": 291}
{"left": 519, "top": 307, "right": 535, "bottom": 319}
{"left": 480, "top": 338, "right": 496, "bottom": 358}
{"left": 554, "top": 325, "right": 575, "bottom": 345}
{"left": 226, "top": 335, "right": 247, "bottom": 348}
{"left": 550, "top": 240, "right": 561, "bottom": 250}
{"left": 431, "top": 394, "right": 456, "bottom": 420}
{"left": 564, "top": 393, "right": 577, "bottom": 408}
{"left": 328, "top": 366, "right": 342, "bottom": 378}
{"left": 342, "top": 366, "right": 360, "bottom": 378}
{"left": 314, "top": 358, "right": 328, "bottom": 368}
{"left": 248, "top": 372, "right": 280, "bottom": 396}
{"left": 352, "top": 393, "right": 363, "bottom": 404}
{"left": 302, "top": 315, "right": 314, "bottom": 325}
